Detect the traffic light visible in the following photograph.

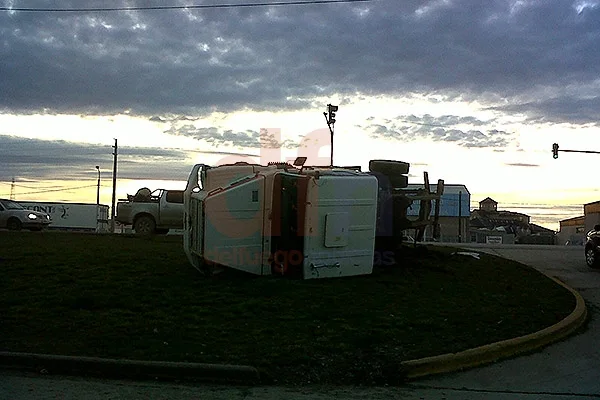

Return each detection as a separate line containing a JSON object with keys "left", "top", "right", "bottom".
{"left": 552, "top": 143, "right": 559, "bottom": 159}
{"left": 327, "top": 104, "right": 338, "bottom": 125}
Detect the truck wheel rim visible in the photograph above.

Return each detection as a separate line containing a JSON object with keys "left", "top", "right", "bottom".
{"left": 587, "top": 249, "right": 595, "bottom": 265}
{"left": 140, "top": 222, "right": 151, "bottom": 234}
{"left": 135, "top": 219, "right": 153, "bottom": 234}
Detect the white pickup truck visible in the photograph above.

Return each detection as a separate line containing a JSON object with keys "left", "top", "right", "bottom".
{"left": 115, "top": 188, "right": 184, "bottom": 235}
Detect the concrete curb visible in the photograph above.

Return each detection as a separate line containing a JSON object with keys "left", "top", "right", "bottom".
{"left": 0, "top": 352, "right": 261, "bottom": 384}
{"left": 400, "top": 274, "right": 588, "bottom": 379}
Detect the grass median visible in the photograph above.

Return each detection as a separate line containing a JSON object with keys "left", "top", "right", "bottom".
{"left": 0, "top": 231, "right": 576, "bottom": 385}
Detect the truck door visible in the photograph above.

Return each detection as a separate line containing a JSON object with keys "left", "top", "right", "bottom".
{"left": 160, "top": 190, "right": 185, "bottom": 228}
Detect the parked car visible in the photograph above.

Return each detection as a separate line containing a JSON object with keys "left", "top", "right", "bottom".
{"left": 0, "top": 199, "right": 52, "bottom": 231}
{"left": 584, "top": 224, "right": 600, "bottom": 268}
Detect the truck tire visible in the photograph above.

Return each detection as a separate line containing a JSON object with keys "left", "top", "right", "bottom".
{"left": 369, "top": 160, "right": 410, "bottom": 176}
{"left": 134, "top": 215, "right": 156, "bottom": 235}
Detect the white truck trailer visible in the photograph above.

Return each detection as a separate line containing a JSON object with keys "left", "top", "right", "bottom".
{"left": 182, "top": 159, "right": 444, "bottom": 280}
{"left": 19, "top": 201, "right": 109, "bottom": 232}
{"left": 183, "top": 162, "right": 380, "bottom": 280}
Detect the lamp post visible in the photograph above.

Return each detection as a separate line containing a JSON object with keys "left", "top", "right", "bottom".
{"left": 323, "top": 104, "right": 338, "bottom": 167}
{"left": 95, "top": 166, "right": 100, "bottom": 205}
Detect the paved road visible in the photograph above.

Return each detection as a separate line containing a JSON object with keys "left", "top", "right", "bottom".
{"left": 2, "top": 244, "right": 599, "bottom": 399}
{"left": 412, "top": 244, "right": 600, "bottom": 398}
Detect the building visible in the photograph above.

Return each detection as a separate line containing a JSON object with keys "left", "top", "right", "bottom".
{"left": 557, "top": 216, "right": 586, "bottom": 245}
{"left": 479, "top": 197, "right": 498, "bottom": 212}
{"left": 519, "top": 223, "right": 557, "bottom": 245}
{"left": 557, "top": 201, "right": 600, "bottom": 245}
{"left": 470, "top": 198, "right": 555, "bottom": 244}
{"left": 584, "top": 201, "right": 600, "bottom": 232}
{"left": 471, "top": 205, "right": 530, "bottom": 225}
{"left": 470, "top": 198, "right": 526, "bottom": 244}
{"left": 405, "top": 184, "right": 470, "bottom": 243}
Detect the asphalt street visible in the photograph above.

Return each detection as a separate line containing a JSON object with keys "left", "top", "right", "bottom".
{"left": 412, "top": 244, "right": 600, "bottom": 398}
{"left": 2, "top": 244, "right": 598, "bottom": 399}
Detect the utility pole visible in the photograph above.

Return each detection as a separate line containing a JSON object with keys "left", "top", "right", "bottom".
{"left": 95, "top": 166, "right": 100, "bottom": 205}
{"left": 10, "top": 177, "right": 15, "bottom": 200}
{"left": 111, "top": 139, "right": 118, "bottom": 233}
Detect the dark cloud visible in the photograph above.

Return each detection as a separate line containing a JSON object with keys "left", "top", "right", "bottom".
{"left": 505, "top": 163, "right": 540, "bottom": 167}
{"left": 1, "top": 0, "right": 599, "bottom": 124}
{"left": 164, "top": 125, "right": 300, "bottom": 149}
{"left": 399, "top": 114, "right": 491, "bottom": 127}
{"left": 365, "top": 114, "right": 514, "bottom": 149}
{"left": 0, "top": 134, "right": 195, "bottom": 182}
{"left": 489, "top": 96, "right": 600, "bottom": 125}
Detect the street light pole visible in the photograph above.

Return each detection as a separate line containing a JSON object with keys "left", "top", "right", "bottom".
{"left": 95, "top": 166, "right": 100, "bottom": 205}
{"left": 111, "top": 139, "right": 118, "bottom": 233}
{"left": 323, "top": 104, "right": 337, "bottom": 167}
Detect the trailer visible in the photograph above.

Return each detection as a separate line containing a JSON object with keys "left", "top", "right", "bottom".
{"left": 18, "top": 201, "right": 110, "bottom": 232}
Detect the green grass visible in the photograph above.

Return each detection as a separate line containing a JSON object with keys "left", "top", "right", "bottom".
{"left": 0, "top": 231, "right": 576, "bottom": 385}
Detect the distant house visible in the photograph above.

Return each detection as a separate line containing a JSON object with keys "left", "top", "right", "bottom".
{"left": 469, "top": 198, "right": 554, "bottom": 244}
{"left": 479, "top": 197, "right": 498, "bottom": 212}
{"left": 471, "top": 198, "right": 530, "bottom": 225}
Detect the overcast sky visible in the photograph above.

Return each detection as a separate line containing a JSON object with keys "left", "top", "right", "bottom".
{"left": 1, "top": 0, "right": 599, "bottom": 228}
{"left": 2, "top": 0, "right": 600, "bottom": 117}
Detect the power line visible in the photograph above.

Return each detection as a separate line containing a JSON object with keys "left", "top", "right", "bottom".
{"left": 0, "top": 0, "right": 373, "bottom": 13}
{"left": 10, "top": 183, "right": 82, "bottom": 190}
{"left": 0, "top": 184, "right": 98, "bottom": 197}
{"left": 1, "top": 182, "right": 112, "bottom": 190}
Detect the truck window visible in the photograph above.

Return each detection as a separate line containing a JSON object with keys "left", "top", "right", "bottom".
{"left": 166, "top": 191, "right": 184, "bottom": 204}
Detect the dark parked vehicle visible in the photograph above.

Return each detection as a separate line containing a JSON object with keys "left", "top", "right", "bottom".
{"left": 584, "top": 224, "right": 600, "bottom": 268}
{"left": 0, "top": 199, "right": 52, "bottom": 231}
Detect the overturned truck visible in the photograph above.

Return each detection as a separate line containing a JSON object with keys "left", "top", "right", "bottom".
{"left": 183, "top": 160, "right": 443, "bottom": 279}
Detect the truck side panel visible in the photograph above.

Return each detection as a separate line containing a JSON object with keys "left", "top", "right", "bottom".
{"left": 302, "top": 174, "right": 378, "bottom": 279}
{"left": 202, "top": 176, "right": 266, "bottom": 275}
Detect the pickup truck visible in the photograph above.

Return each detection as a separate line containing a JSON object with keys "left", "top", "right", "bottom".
{"left": 115, "top": 188, "right": 184, "bottom": 235}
